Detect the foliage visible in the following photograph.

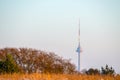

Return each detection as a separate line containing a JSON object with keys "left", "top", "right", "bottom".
{"left": 85, "top": 65, "right": 115, "bottom": 75}
{"left": 0, "top": 48, "right": 76, "bottom": 74}
{"left": 86, "top": 68, "right": 100, "bottom": 75}
{"left": 0, "top": 48, "right": 116, "bottom": 75}
{"left": 0, "top": 54, "right": 21, "bottom": 74}
{"left": 101, "top": 64, "right": 115, "bottom": 75}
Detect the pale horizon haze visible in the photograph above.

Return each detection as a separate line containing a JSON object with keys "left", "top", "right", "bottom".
{"left": 0, "top": 0, "right": 120, "bottom": 73}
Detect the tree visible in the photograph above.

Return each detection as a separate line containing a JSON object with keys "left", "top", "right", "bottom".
{"left": 0, "top": 48, "right": 76, "bottom": 74}
{"left": 86, "top": 68, "right": 100, "bottom": 75}
{"left": 101, "top": 64, "right": 115, "bottom": 75}
{"left": 0, "top": 54, "right": 21, "bottom": 74}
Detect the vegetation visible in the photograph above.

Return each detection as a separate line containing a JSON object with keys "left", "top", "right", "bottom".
{"left": 0, "top": 54, "right": 21, "bottom": 74}
{"left": 86, "top": 68, "right": 100, "bottom": 75}
{"left": 0, "top": 48, "right": 76, "bottom": 74}
{"left": 85, "top": 65, "right": 115, "bottom": 75}
{"left": 0, "top": 47, "right": 119, "bottom": 80}
{"left": 101, "top": 64, "right": 115, "bottom": 75}
{"left": 0, "top": 73, "right": 120, "bottom": 80}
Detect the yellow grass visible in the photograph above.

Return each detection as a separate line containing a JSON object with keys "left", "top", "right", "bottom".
{"left": 0, "top": 73, "right": 120, "bottom": 80}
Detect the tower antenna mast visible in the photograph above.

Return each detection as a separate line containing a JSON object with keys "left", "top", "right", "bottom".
{"left": 76, "top": 19, "right": 81, "bottom": 72}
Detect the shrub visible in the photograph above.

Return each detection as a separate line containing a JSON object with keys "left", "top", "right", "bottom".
{"left": 0, "top": 54, "right": 21, "bottom": 74}
{"left": 86, "top": 68, "right": 100, "bottom": 75}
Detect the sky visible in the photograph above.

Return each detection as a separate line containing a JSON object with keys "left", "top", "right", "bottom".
{"left": 0, "top": 0, "right": 120, "bottom": 73}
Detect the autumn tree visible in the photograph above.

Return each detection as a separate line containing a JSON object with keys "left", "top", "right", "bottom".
{"left": 0, "top": 48, "right": 76, "bottom": 74}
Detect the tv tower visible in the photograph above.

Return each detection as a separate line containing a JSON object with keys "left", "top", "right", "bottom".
{"left": 76, "top": 19, "right": 81, "bottom": 72}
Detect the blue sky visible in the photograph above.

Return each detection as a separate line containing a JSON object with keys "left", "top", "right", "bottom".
{"left": 0, "top": 0, "right": 120, "bottom": 73}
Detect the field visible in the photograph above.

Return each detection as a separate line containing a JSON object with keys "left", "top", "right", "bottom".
{"left": 0, "top": 73, "right": 120, "bottom": 80}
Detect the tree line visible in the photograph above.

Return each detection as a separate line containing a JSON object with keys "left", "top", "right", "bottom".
{"left": 0, "top": 48, "right": 76, "bottom": 74}
{"left": 0, "top": 48, "right": 116, "bottom": 75}
{"left": 84, "top": 64, "right": 115, "bottom": 75}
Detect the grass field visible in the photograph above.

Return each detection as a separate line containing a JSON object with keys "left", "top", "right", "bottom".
{"left": 0, "top": 73, "right": 120, "bottom": 80}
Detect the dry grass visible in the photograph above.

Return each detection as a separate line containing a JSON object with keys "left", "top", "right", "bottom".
{"left": 0, "top": 73, "right": 120, "bottom": 80}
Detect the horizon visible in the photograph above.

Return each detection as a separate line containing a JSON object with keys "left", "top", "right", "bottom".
{"left": 0, "top": 0, "right": 120, "bottom": 73}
